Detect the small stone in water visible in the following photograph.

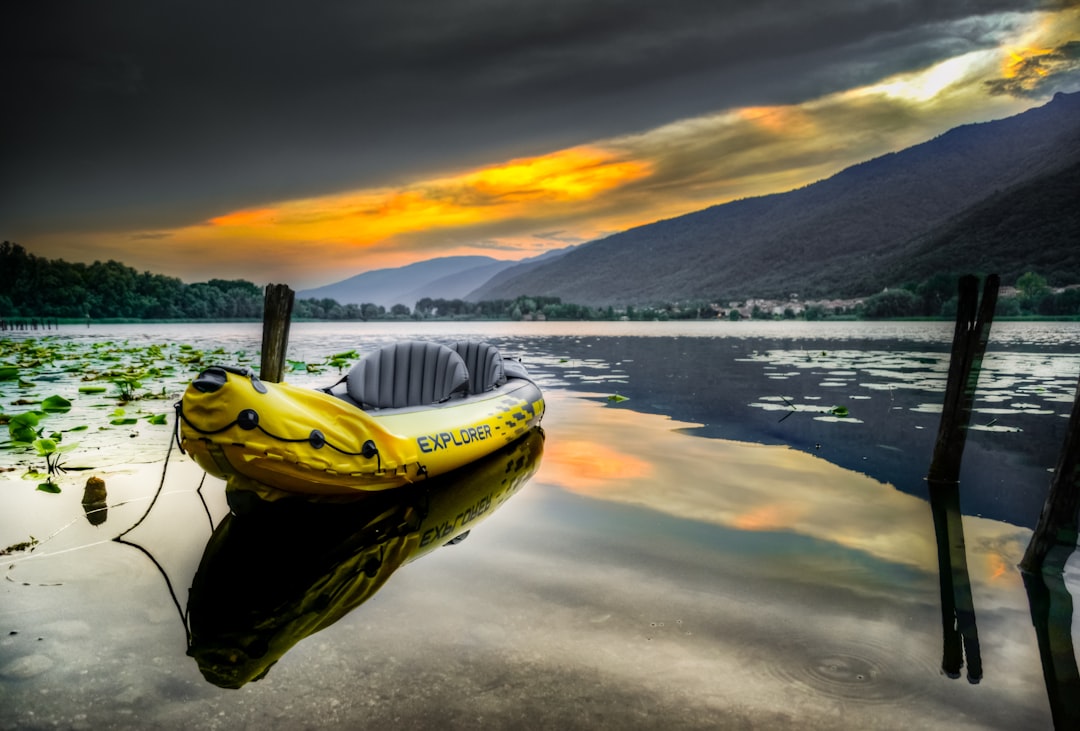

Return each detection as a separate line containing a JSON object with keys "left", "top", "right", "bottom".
{"left": 82, "top": 476, "right": 107, "bottom": 505}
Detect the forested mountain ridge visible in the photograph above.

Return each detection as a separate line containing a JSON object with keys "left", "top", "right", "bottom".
{"left": 469, "top": 91, "right": 1080, "bottom": 306}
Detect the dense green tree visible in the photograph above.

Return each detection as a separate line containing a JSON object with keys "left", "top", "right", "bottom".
{"left": 860, "top": 289, "right": 922, "bottom": 319}
{"left": 915, "top": 273, "right": 958, "bottom": 317}
{"left": 1017, "top": 271, "right": 1050, "bottom": 301}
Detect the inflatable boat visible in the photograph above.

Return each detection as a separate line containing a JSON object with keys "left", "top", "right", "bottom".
{"left": 177, "top": 340, "right": 544, "bottom": 501}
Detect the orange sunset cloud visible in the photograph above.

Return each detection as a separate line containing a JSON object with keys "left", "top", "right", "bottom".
{"left": 197, "top": 146, "right": 651, "bottom": 247}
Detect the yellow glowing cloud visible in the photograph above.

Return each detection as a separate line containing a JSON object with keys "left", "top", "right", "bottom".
{"left": 207, "top": 208, "right": 277, "bottom": 227}
{"left": 197, "top": 147, "right": 651, "bottom": 247}
{"left": 737, "top": 106, "right": 818, "bottom": 137}
{"left": 1004, "top": 48, "right": 1054, "bottom": 79}
{"left": 867, "top": 51, "right": 996, "bottom": 103}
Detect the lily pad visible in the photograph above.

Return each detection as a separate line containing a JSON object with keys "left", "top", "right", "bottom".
{"left": 41, "top": 395, "right": 73, "bottom": 413}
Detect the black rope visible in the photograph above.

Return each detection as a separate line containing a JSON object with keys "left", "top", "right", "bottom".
{"left": 195, "top": 473, "right": 212, "bottom": 531}
{"left": 175, "top": 401, "right": 377, "bottom": 458}
{"left": 116, "top": 434, "right": 174, "bottom": 541}
{"left": 112, "top": 433, "right": 193, "bottom": 646}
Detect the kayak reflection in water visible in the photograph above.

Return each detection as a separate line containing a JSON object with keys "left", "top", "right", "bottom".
{"left": 186, "top": 427, "right": 544, "bottom": 689}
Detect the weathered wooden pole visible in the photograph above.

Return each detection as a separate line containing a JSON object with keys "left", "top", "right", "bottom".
{"left": 927, "top": 274, "right": 999, "bottom": 485}
{"left": 925, "top": 274, "right": 999, "bottom": 683}
{"left": 1020, "top": 373, "right": 1080, "bottom": 572}
{"left": 260, "top": 284, "right": 295, "bottom": 383}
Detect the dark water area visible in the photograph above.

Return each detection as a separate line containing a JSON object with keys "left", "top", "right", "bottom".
{"left": 502, "top": 324, "right": 1079, "bottom": 530}
{"left": 2, "top": 320, "right": 1079, "bottom": 729}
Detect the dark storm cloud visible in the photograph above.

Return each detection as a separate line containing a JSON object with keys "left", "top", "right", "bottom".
{"left": 0, "top": 0, "right": 1052, "bottom": 236}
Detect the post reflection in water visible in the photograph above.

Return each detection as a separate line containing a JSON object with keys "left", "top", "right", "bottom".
{"left": 185, "top": 427, "right": 544, "bottom": 689}
{"left": 927, "top": 481, "right": 981, "bottom": 683}
{"left": 1022, "top": 556, "right": 1080, "bottom": 729}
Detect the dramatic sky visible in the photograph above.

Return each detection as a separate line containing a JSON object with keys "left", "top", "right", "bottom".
{"left": 3, "top": 1, "right": 1080, "bottom": 288}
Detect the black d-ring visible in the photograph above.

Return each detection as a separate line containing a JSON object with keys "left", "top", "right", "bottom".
{"left": 237, "top": 409, "right": 259, "bottom": 430}
{"left": 309, "top": 429, "right": 326, "bottom": 449}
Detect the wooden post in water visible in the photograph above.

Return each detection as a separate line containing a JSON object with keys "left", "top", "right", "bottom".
{"left": 927, "top": 274, "right": 999, "bottom": 484}
{"left": 1020, "top": 374, "right": 1080, "bottom": 572}
{"left": 260, "top": 284, "right": 295, "bottom": 383}
{"left": 925, "top": 274, "right": 999, "bottom": 683}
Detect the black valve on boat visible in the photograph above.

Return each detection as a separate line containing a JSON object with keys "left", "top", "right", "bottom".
{"left": 193, "top": 367, "right": 229, "bottom": 393}
{"left": 192, "top": 365, "right": 267, "bottom": 394}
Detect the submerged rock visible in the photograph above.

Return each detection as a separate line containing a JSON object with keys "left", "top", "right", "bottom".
{"left": 82, "top": 476, "right": 107, "bottom": 526}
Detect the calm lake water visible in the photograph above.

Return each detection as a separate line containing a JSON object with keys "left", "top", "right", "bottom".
{"left": 2, "top": 320, "right": 1079, "bottom": 729}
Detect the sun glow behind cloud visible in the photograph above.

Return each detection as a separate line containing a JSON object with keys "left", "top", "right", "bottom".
{"left": 78, "top": 5, "right": 1078, "bottom": 287}
{"left": 199, "top": 147, "right": 651, "bottom": 245}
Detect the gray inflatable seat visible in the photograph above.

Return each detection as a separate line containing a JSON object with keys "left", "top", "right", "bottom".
{"left": 346, "top": 341, "right": 469, "bottom": 409}
{"left": 450, "top": 340, "right": 507, "bottom": 394}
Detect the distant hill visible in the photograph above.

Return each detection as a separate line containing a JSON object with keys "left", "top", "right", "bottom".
{"left": 298, "top": 248, "right": 574, "bottom": 308}
{"left": 870, "top": 159, "right": 1080, "bottom": 290}
{"left": 469, "top": 91, "right": 1080, "bottom": 306}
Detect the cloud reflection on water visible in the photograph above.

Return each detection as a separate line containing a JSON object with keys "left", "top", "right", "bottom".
{"left": 539, "top": 391, "right": 1031, "bottom": 608}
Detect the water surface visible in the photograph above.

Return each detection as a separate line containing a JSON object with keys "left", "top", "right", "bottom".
{"left": 2, "top": 320, "right": 1079, "bottom": 729}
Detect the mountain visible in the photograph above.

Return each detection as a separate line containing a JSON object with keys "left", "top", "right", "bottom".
{"left": 298, "top": 255, "right": 499, "bottom": 307}
{"left": 469, "top": 91, "right": 1080, "bottom": 306}
{"left": 298, "top": 248, "right": 575, "bottom": 308}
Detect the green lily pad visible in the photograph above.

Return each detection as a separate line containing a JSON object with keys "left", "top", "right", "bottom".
{"left": 41, "top": 395, "right": 72, "bottom": 413}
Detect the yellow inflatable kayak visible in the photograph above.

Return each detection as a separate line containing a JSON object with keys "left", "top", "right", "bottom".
{"left": 177, "top": 340, "right": 544, "bottom": 501}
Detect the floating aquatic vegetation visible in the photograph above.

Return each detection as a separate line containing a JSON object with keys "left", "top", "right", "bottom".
{"left": 1, "top": 336, "right": 192, "bottom": 491}
{"left": 41, "top": 395, "right": 72, "bottom": 413}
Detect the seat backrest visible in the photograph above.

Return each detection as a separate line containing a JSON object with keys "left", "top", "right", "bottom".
{"left": 346, "top": 341, "right": 469, "bottom": 409}
{"left": 450, "top": 340, "right": 507, "bottom": 394}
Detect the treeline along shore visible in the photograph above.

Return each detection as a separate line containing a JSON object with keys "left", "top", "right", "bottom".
{"left": 2, "top": 241, "right": 1078, "bottom": 323}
